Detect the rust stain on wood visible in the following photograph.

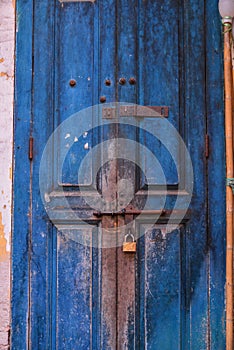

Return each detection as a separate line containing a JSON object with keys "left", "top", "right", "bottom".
{"left": 0, "top": 212, "right": 9, "bottom": 261}
{"left": 101, "top": 135, "right": 118, "bottom": 348}
{"left": 117, "top": 216, "right": 136, "bottom": 349}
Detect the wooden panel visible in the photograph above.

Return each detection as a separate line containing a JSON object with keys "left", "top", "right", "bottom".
{"left": 55, "top": 1, "right": 96, "bottom": 185}
{"left": 11, "top": 0, "right": 33, "bottom": 348}
{"left": 57, "top": 229, "right": 94, "bottom": 348}
{"left": 29, "top": 1, "right": 56, "bottom": 348}
{"left": 206, "top": 0, "right": 226, "bottom": 348}
{"left": 138, "top": 0, "right": 180, "bottom": 186}
{"left": 137, "top": 225, "right": 182, "bottom": 349}
{"left": 184, "top": 1, "right": 208, "bottom": 348}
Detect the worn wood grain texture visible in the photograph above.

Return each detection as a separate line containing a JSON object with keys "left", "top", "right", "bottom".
{"left": 206, "top": 1, "right": 226, "bottom": 348}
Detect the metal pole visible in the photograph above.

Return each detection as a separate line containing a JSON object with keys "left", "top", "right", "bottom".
{"left": 222, "top": 16, "right": 234, "bottom": 350}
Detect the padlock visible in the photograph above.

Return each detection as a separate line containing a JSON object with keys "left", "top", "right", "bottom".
{"left": 122, "top": 231, "right": 136, "bottom": 253}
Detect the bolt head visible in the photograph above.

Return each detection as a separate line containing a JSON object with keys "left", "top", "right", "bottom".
{"left": 119, "top": 77, "right": 126, "bottom": 85}
{"left": 100, "top": 96, "right": 106, "bottom": 103}
{"left": 105, "top": 79, "right": 111, "bottom": 86}
{"left": 69, "top": 79, "right": 76, "bottom": 87}
{"left": 129, "top": 77, "right": 136, "bottom": 85}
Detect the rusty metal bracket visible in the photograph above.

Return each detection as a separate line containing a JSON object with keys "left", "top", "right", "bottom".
{"left": 227, "top": 178, "right": 234, "bottom": 194}
{"left": 93, "top": 207, "right": 191, "bottom": 223}
{"left": 119, "top": 105, "right": 169, "bottom": 118}
{"left": 93, "top": 208, "right": 167, "bottom": 217}
{"left": 102, "top": 107, "right": 117, "bottom": 119}
{"left": 102, "top": 105, "right": 169, "bottom": 119}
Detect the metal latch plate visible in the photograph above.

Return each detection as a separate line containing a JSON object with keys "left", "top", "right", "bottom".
{"left": 102, "top": 105, "right": 169, "bottom": 119}
{"left": 120, "top": 105, "right": 169, "bottom": 118}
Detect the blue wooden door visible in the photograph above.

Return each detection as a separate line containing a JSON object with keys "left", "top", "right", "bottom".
{"left": 12, "top": 0, "right": 226, "bottom": 349}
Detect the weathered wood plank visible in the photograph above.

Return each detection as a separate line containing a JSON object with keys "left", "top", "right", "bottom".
{"left": 206, "top": 0, "right": 226, "bottom": 348}
{"left": 11, "top": 0, "right": 33, "bottom": 348}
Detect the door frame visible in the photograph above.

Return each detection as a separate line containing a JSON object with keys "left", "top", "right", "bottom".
{"left": 11, "top": 0, "right": 226, "bottom": 348}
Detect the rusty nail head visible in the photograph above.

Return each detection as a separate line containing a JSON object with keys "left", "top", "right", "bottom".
{"left": 69, "top": 79, "right": 76, "bottom": 87}
{"left": 129, "top": 77, "right": 136, "bottom": 85}
{"left": 119, "top": 77, "right": 126, "bottom": 85}
{"left": 105, "top": 79, "right": 111, "bottom": 86}
{"left": 100, "top": 96, "right": 106, "bottom": 103}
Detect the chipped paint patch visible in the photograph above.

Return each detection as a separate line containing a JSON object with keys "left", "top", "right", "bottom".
{"left": 0, "top": 71, "right": 14, "bottom": 79}
{"left": 0, "top": 213, "right": 9, "bottom": 262}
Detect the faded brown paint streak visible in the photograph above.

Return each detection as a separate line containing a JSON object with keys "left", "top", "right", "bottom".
{"left": 101, "top": 202, "right": 118, "bottom": 347}
{"left": 101, "top": 227, "right": 117, "bottom": 349}
{"left": 101, "top": 216, "right": 118, "bottom": 348}
{"left": 116, "top": 153, "right": 137, "bottom": 349}
{"left": 101, "top": 130, "right": 118, "bottom": 348}
{"left": 117, "top": 216, "right": 136, "bottom": 350}
{"left": 0, "top": 212, "right": 8, "bottom": 261}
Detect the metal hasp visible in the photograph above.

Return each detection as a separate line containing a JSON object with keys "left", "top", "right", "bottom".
{"left": 93, "top": 207, "right": 190, "bottom": 253}
{"left": 226, "top": 178, "right": 234, "bottom": 194}
{"left": 102, "top": 105, "right": 169, "bottom": 119}
{"left": 93, "top": 208, "right": 167, "bottom": 217}
{"left": 93, "top": 205, "right": 139, "bottom": 253}
{"left": 120, "top": 105, "right": 169, "bottom": 117}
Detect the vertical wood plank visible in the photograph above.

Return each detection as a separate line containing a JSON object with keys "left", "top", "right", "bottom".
{"left": 184, "top": 0, "right": 208, "bottom": 348}
{"left": 138, "top": 225, "right": 181, "bottom": 349}
{"left": 117, "top": 218, "right": 136, "bottom": 350}
{"left": 57, "top": 230, "right": 93, "bottom": 349}
{"left": 206, "top": 0, "right": 226, "bottom": 348}
{"left": 116, "top": 1, "right": 138, "bottom": 344}
{"left": 100, "top": 125, "right": 118, "bottom": 349}
{"left": 29, "top": 0, "right": 56, "bottom": 348}
{"left": 99, "top": 0, "right": 116, "bottom": 104}
{"left": 137, "top": 0, "right": 180, "bottom": 186}
{"left": 12, "top": 0, "right": 33, "bottom": 348}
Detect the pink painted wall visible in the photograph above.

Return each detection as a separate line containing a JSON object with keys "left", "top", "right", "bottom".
{"left": 0, "top": 0, "right": 15, "bottom": 348}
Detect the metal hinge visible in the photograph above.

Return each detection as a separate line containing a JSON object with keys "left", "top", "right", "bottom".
{"left": 205, "top": 134, "right": 209, "bottom": 158}
{"left": 29, "top": 136, "right": 34, "bottom": 160}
